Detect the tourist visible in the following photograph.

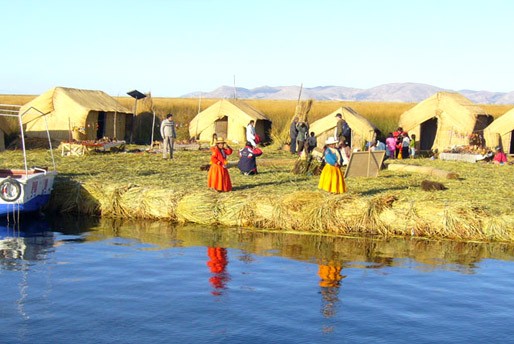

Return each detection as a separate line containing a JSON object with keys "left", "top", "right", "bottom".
{"left": 296, "top": 122, "right": 309, "bottom": 155}
{"left": 207, "top": 137, "right": 233, "bottom": 192}
{"left": 160, "top": 113, "right": 176, "bottom": 159}
{"left": 318, "top": 137, "right": 347, "bottom": 194}
{"left": 334, "top": 113, "right": 350, "bottom": 145}
{"left": 238, "top": 141, "right": 263, "bottom": 175}
{"left": 246, "top": 120, "right": 257, "bottom": 147}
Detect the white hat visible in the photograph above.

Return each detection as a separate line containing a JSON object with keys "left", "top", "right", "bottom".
{"left": 325, "top": 137, "right": 338, "bottom": 145}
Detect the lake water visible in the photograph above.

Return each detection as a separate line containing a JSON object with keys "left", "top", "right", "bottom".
{"left": 2, "top": 215, "right": 514, "bottom": 344}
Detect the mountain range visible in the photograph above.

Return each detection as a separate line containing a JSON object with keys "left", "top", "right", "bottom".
{"left": 182, "top": 83, "right": 514, "bottom": 104}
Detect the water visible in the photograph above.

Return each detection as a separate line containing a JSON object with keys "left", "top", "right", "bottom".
{"left": 2, "top": 216, "right": 514, "bottom": 343}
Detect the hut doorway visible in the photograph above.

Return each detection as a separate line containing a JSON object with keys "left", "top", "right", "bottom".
{"left": 420, "top": 117, "right": 437, "bottom": 150}
{"left": 215, "top": 116, "right": 228, "bottom": 139}
{"left": 255, "top": 119, "right": 272, "bottom": 144}
{"left": 97, "top": 111, "right": 106, "bottom": 139}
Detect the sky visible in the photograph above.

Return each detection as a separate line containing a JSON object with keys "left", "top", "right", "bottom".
{"left": 2, "top": 0, "right": 514, "bottom": 97}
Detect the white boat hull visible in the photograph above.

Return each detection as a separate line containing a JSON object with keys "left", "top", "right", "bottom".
{"left": 0, "top": 169, "right": 57, "bottom": 215}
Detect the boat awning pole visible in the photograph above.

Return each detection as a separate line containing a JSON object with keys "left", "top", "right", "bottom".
{"left": 17, "top": 113, "right": 29, "bottom": 176}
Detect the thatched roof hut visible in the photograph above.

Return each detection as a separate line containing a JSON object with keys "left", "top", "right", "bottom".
{"left": 398, "top": 92, "right": 493, "bottom": 151}
{"left": 0, "top": 104, "right": 22, "bottom": 151}
{"left": 483, "top": 107, "right": 514, "bottom": 154}
{"left": 309, "top": 106, "right": 378, "bottom": 150}
{"left": 19, "top": 87, "right": 132, "bottom": 142}
{"left": 189, "top": 99, "right": 272, "bottom": 144}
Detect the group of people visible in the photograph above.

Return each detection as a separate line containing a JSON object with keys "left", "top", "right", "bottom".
{"left": 384, "top": 127, "right": 416, "bottom": 159}
{"left": 165, "top": 112, "right": 510, "bottom": 196}
{"left": 289, "top": 117, "right": 318, "bottom": 155}
{"left": 207, "top": 133, "right": 263, "bottom": 192}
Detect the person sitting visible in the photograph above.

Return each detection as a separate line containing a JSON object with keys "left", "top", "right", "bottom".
{"left": 237, "top": 141, "right": 263, "bottom": 175}
{"left": 493, "top": 146, "right": 508, "bottom": 165}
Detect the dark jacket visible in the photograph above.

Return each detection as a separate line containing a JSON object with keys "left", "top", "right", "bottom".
{"left": 237, "top": 146, "right": 263, "bottom": 174}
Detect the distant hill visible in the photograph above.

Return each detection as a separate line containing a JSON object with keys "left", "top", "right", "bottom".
{"left": 182, "top": 83, "right": 514, "bottom": 104}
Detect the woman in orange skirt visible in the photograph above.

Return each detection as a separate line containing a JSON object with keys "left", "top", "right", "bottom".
{"left": 207, "top": 137, "right": 233, "bottom": 192}
{"left": 318, "top": 137, "right": 347, "bottom": 193}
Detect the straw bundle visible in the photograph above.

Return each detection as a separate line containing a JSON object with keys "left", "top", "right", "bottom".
{"left": 252, "top": 194, "right": 288, "bottom": 229}
{"left": 217, "top": 193, "right": 254, "bottom": 227}
{"left": 305, "top": 193, "right": 350, "bottom": 233}
{"left": 295, "top": 99, "right": 313, "bottom": 123}
{"left": 47, "top": 178, "right": 100, "bottom": 215}
{"left": 114, "top": 186, "right": 182, "bottom": 220}
{"left": 176, "top": 191, "right": 219, "bottom": 225}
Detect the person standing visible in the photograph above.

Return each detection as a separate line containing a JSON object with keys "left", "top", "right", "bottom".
{"left": 334, "top": 113, "right": 350, "bottom": 145}
{"left": 409, "top": 134, "right": 416, "bottom": 158}
{"left": 296, "top": 122, "right": 309, "bottom": 155}
{"left": 238, "top": 141, "right": 263, "bottom": 175}
{"left": 318, "top": 137, "right": 347, "bottom": 194}
{"left": 160, "top": 113, "right": 177, "bottom": 159}
{"left": 307, "top": 131, "right": 317, "bottom": 154}
{"left": 207, "top": 137, "right": 233, "bottom": 192}
{"left": 289, "top": 117, "right": 299, "bottom": 154}
{"left": 385, "top": 133, "right": 396, "bottom": 159}
{"left": 401, "top": 133, "right": 411, "bottom": 159}
{"left": 246, "top": 120, "right": 257, "bottom": 147}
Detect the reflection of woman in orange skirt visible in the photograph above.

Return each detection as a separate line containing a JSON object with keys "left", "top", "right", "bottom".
{"left": 207, "top": 137, "right": 233, "bottom": 192}
{"left": 318, "top": 137, "right": 347, "bottom": 194}
{"left": 207, "top": 247, "right": 230, "bottom": 294}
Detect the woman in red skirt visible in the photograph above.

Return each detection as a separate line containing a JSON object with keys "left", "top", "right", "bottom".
{"left": 207, "top": 137, "right": 233, "bottom": 192}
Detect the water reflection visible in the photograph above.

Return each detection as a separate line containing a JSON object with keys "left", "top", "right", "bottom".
{"left": 2, "top": 216, "right": 514, "bottom": 274}
{"left": 0, "top": 218, "right": 54, "bottom": 269}
{"left": 318, "top": 261, "right": 346, "bottom": 319}
{"left": 207, "top": 247, "right": 230, "bottom": 296}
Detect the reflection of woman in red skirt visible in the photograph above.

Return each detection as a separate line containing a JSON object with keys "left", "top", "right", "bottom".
{"left": 207, "top": 137, "right": 233, "bottom": 192}
{"left": 207, "top": 247, "right": 230, "bottom": 294}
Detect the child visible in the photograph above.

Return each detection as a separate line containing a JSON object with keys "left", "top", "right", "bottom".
{"left": 385, "top": 133, "right": 396, "bottom": 159}
{"left": 410, "top": 134, "right": 416, "bottom": 158}
{"left": 307, "top": 132, "right": 317, "bottom": 154}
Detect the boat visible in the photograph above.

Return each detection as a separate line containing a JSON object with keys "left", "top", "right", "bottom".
{"left": 0, "top": 104, "right": 57, "bottom": 216}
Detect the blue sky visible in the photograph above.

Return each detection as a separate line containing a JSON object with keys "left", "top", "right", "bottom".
{"left": 2, "top": 0, "right": 514, "bottom": 97}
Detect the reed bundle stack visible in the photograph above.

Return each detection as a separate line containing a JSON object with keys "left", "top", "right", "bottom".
{"left": 47, "top": 179, "right": 514, "bottom": 242}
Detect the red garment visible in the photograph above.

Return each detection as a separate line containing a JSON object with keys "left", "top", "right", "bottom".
{"left": 207, "top": 247, "right": 229, "bottom": 293}
{"left": 493, "top": 152, "right": 507, "bottom": 163}
{"left": 207, "top": 146, "right": 233, "bottom": 191}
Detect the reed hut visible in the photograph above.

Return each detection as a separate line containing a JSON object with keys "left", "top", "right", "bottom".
{"left": 0, "top": 114, "right": 10, "bottom": 151}
{"left": 398, "top": 92, "right": 493, "bottom": 152}
{"left": 309, "top": 106, "right": 378, "bottom": 150}
{"left": 483, "top": 107, "right": 514, "bottom": 154}
{"left": 189, "top": 99, "right": 272, "bottom": 144}
{"left": 19, "top": 87, "right": 132, "bottom": 142}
